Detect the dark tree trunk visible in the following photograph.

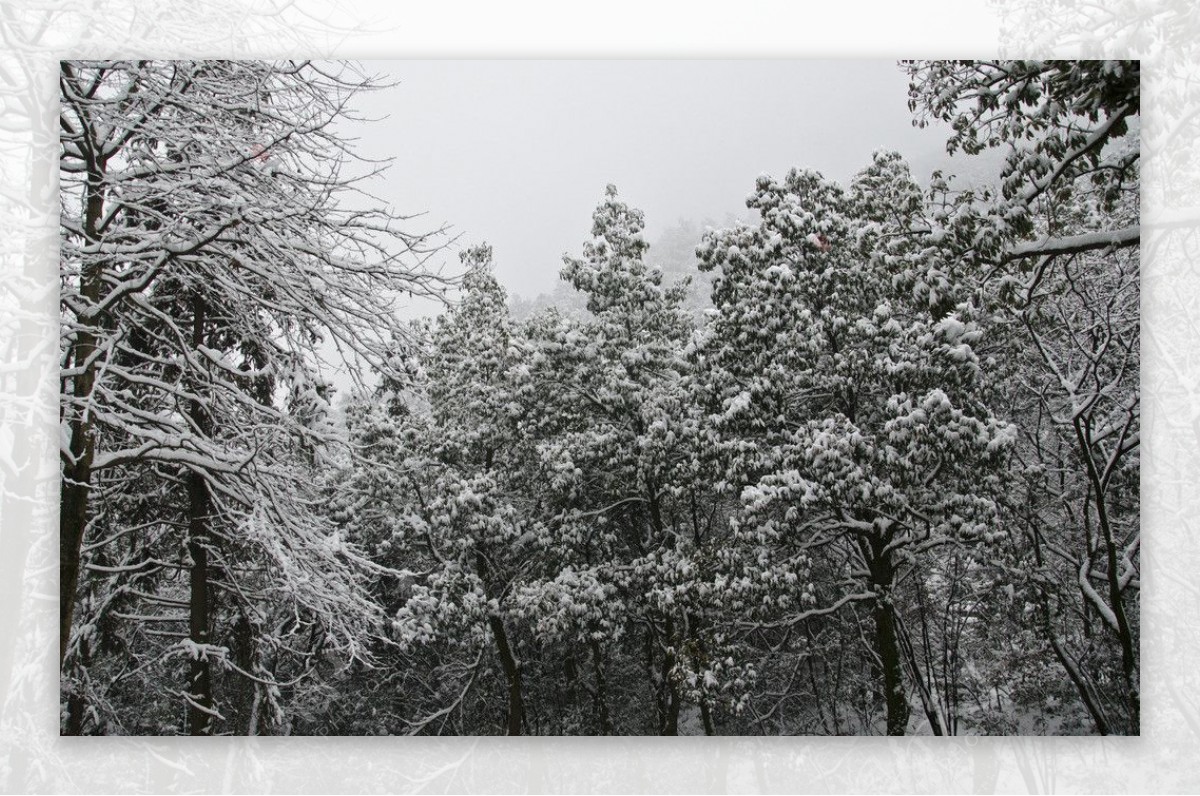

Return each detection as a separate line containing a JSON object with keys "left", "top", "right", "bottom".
{"left": 864, "top": 539, "right": 908, "bottom": 736}
{"left": 63, "top": 692, "right": 87, "bottom": 736}
{"left": 661, "top": 679, "right": 680, "bottom": 736}
{"left": 643, "top": 483, "right": 681, "bottom": 735}
{"left": 660, "top": 617, "right": 680, "bottom": 736}
{"left": 473, "top": 547, "right": 524, "bottom": 735}
{"left": 62, "top": 631, "right": 90, "bottom": 735}
{"left": 1048, "top": 632, "right": 1111, "bottom": 735}
{"left": 186, "top": 294, "right": 214, "bottom": 735}
{"left": 895, "top": 601, "right": 945, "bottom": 736}
{"left": 487, "top": 614, "right": 525, "bottom": 735}
{"left": 589, "top": 637, "right": 612, "bottom": 734}
{"left": 1074, "top": 416, "right": 1139, "bottom": 734}
{"left": 186, "top": 466, "right": 213, "bottom": 734}
{"left": 874, "top": 602, "right": 908, "bottom": 735}
{"left": 643, "top": 629, "right": 660, "bottom": 732}
{"left": 687, "top": 613, "right": 716, "bottom": 736}
{"left": 59, "top": 458, "right": 92, "bottom": 666}
{"left": 60, "top": 162, "right": 107, "bottom": 667}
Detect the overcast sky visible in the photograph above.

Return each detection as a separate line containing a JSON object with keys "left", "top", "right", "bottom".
{"left": 347, "top": 60, "right": 995, "bottom": 301}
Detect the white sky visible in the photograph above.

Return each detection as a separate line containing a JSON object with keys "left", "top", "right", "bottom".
{"left": 346, "top": 59, "right": 999, "bottom": 302}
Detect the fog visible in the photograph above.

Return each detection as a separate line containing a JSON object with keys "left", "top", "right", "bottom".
{"left": 348, "top": 60, "right": 999, "bottom": 302}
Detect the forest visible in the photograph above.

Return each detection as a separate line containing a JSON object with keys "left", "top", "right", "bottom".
{"left": 59, "top": 59, "right": 1139, "bottom": 736}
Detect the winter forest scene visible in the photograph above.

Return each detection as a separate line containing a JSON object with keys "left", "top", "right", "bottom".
{"left": 59, "top": 59, "right": 1140, "bottom": 737}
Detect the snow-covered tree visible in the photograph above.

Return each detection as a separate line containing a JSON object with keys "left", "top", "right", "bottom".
{"left": 59, "top": 58, "right": 1138, "bottom": 737}
{"left": 905, "top": 60, "right": 1138, "bottom": 263}
{"left": 59, "top": 60, "right": 449, "bottom": 734}
{"left": 330, "top": 246, "right": 540, "bottom": 734}
{"left": 513, "top": 187, "right": 748, "bottom": 734}
{"left": 906, "top": 59, "right": 1141, "bottom": 734}
{"left": 692, "top": 153, "right": 1014, "bottom": 735}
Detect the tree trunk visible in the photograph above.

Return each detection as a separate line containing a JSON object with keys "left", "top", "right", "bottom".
{"left": 186, "top": 465, "right": 213, "bottom": 734}
{"left": 474, "top": 547, "right": 524, "bottom": 735}
{"left": 186, "top": 294, "right": 214, "bottom": 735}
{"left": 60, "top": 162, "right": 107, "bottom": 667}
{"left": 643, "top": 629, "right": 660, "bottom": 732}
{"left": 864, "top": 540, "right": 908, "bottom": 736}
{"left": 62, "top": 631, "right": 90, "bottom": 735}
{"left": 59, "top": 456, "right": 92, "bottom": 666}
{"left": 487, "top": 614, "right": 525, "bottom": 735}
{"left": 1072, "top": 417, "right": 1139, "bottom": 734}
{"left": 660, "top": 617, "right": 680, "bottom": 736}
{"left": 687, "top": 614, "right": 716, "bottom": 736}
{"left": 875, "top": 601, "right": 908, "bottom": 735}
{"left": 1048, "top": 632, "right": 1110, "bottom": 735}
{"left": 589, "top": 637, "right": 612, "bottom": 734}
{"left": 700, "top": 699, "right": 715, "bottom": 736}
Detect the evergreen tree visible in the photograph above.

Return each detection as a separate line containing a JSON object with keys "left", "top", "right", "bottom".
{"left": 693, "top": 153, "right": 1014, "bottom": 734}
